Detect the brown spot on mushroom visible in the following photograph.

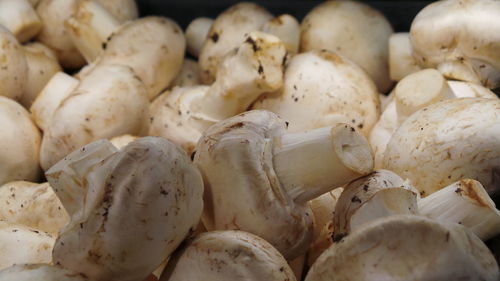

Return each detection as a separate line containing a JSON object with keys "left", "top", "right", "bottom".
{"left": 351, "top": 196, "right": 361, "bottom": 203}
{"left": 210, "top": 32, "right": 219, "bottom": 43}
{"left": 245, "top": 36, "right": 260, "bottom": 52}
{"left": 459, "top": 179, "right": 490, "bottom": 208}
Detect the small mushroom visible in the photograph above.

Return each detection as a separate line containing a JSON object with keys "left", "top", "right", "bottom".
{"left": 252, "top": 50, "right": 380, "bottom": 137}
{"left": 185, "top": 17, "right": 214, "bottom": 58}
{"left": 305, "top": 215, "right": 499, "bottom": 281}
{"left": 419, "top": 179, "right": 500, "bottom": 241}
{"left": 0, "top": 181, "right": 69, "bottom": 236}
{"left": 0, "top": 264, "right": 91, "bottom": 281}
{"left": 300, "top": 0, "right": 394, "bottom": 93}
{"left": 0, "top": 0, "right": 41, "bottom": 43}
{"left": 48, "top": 137, "right": 204, "bottom": 281}
{"left": 194, "top": 110, "right": 373, "bottom": 259}
{"left": 160, "top": 231, "right": 296, "bottom": 281}
{"left": 388, "top": 32, "right": 421, "bottom": 81}
{"left": 410, "top": 0, "right": 500, "bottom": 88}
{"left": 383, "top": 98, "right": 500, "bottom": 197}
{"left": 149, "top": 31, "right": 287, "bottom": 153}
{"left": 171, "top": 59, "right": 202, "bottom": 88}
{"left": 0, "top": 25, "right": 28, "bottom": 100}
{"left": 262, "top": 14, "right": 300, "bottom": 53}
{"left": 0, "top": 96, "right": 41, "bottom": 185}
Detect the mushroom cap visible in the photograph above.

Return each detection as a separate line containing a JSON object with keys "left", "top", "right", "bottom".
{"left": 194, "top": 110, "right": 312, "bottom": 259}
{"left": 161, "top": 231, "right": 296, "bottom": 281}
{"left": 306, "top": 215, "right": 499, "bottom": 281}
{"left": 383, "top": 98, "right": 500, "bottom": 197}
{"left": 0, "top": 264, "right": 90, "bottom": 281}
{"left": 410, "top": 0, "right": 500, "bottom": 88}
{"left": 0, "top": 96, "right": 41, "bottom": 185}
{"left": 252, "top": 50, "right": 380, "bottom": 137}
{"left": 99, "top": 16, "right": 186, "bottom": 100}
{"left": 0, "top": 181, "right": 68, "bottom": 235}
{"left": 52, "top": 137, "right": 204, "bottom": 281}
{"left": 0, "top": 25, "right": 28, "bottom": 100}
{"left": 40, "top": 63, "right": 149, "bottom": 170}
{"left": 300, "top": 0, "right": 393, "bottom": 93}
{"left": 198, "top": 2, "right": 273, "bottom": 84}
{"left": 95, "top": 0, "right": 138, "bottom": 23}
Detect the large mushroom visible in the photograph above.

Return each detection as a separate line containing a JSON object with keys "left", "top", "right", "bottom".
{"left": 194, "top": 110, "right": 373, "bottom": 259}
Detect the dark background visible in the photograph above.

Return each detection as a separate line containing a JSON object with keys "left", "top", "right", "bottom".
{"left": 136, "top": 0, "right": 434, "bottom": 32}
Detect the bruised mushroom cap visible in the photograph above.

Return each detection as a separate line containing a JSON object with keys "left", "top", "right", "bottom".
{"left": 0, "top": 181, "right": 69, "bottom": 236}
{"left": 306, "top": 215, "right": 499, "bottom": 281}
{"left": 300, "top": 0, "right": 393, "bottom": 93}
{"left": 0, "top": 264, "right": 90, "bottom": 281}
{"left": 252, "top": 50, "right": 380, "bottom": 136}
{"left": 199, "top": 2, "right": 273, "bottom": 84}
{"left": 410, "top": 0, "right": 500, "bottom": 88}
{"left": 0, "top": 25, "right": 28, "bottom": 100}
{"left": 383, "top": 98, "right": 500, "bottom": 197}
{"left": 161, "top": 231, "right": 296, "bottom": 281}
{"left": 50, "top": 137, "right": 204, "bottom": 281}
{"left": 195, "top": 110, "right": 313, "bottom": 259}
{"left": 0, "top": 97, "right": 41, "bottom": 185}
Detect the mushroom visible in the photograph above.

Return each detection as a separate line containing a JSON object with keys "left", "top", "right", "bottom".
{"left": 0, "top": 0, "right": 41, "bottom": 43}
{"left": 332, "top": 170, "right": 418, "bottom": 242}
{"left": 382, "top": 98, "right": 500, "bottom": 197}
{"left": 0, "top": 25, "right": 28, "bottom": 100}
{"left": 160, "top": 230, "right": 297, "bottom": 281}
{"left": 185, "top": 17, "right": 214, "bottom": 58}
{"left": 0, "top": 264, "right": 91, "bottom": 281}
{"left": 0, "top": 221, "right": 54, "bottom": 271}
{"left": 194, "top": 110, "right": 373, "bottom": 259}
{"left": 39, "top": 63, "right": 149, "bottom": 170}
{"left": 410, "top": 0, "right": 500, "bottom": 88}
{"left": 252, "top": 50, "right": 380, "bottom": 137}
{"left": 0, "top": 181, "right": 69, "bottom": 236}
{"left": 47, "top": 137, "right": 204, "bottom": 281}
{"left": 94, "top": 0, "right": 138, "bottom": 23}
{"left": 0, "top": 96, "right": 41, "bottom": 185}
{"left": 262, "top": 14, "right": 300, "bottom": 53}
{"left": 20, "top": 42, "right": 62, "bottom": 108}
{"left": 171, "top": 59, "right": 202, "bottom": 88}
{"left": 199, "top": 2, "right": 273, "bottom": 84}
{"left": 149, "top": 31, "right": 287, "bottom": 153}
{"left": 419, "top": 179, "right": 500, "bottom": 241}
{"left": 300, "top": 0, "right": 394, "bottom": 93}
{"left": 388, "top": 32, "right": 421, "bottom": 81}
{"left": 305, "top": 215, "right": 499, "bottom": 281}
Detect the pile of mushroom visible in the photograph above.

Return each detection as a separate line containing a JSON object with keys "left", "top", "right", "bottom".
{"left": 0, "top": 0, "right": 499, "bottom": 280}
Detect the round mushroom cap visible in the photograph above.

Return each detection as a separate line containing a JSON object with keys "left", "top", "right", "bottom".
{"left": 194, "top": 110, "right": 313, "bottom": 259}
{"left": 300, "top": 0, "right": 393, "bottom": 93}
{"left": 410, "top": 0, "right": 500, "bottom": 88}
{"left": 252, "top": 50, "right": 380, "bottom": 137}
{"left": 382, "top": 98, "right": 500, "bottom": 197}
{"left": 161, "top": 231, "right": 296, "bottom": 281}
{"left": 0, "top": 264, "right": 91, "bottom": 281}
{"left": 0, "top": 97, "right": 41, "bottom": 185}
{"left": 0, "top": 25, "right": 28, "bottom": 100}
{"left": 306, "top": 215, "right": 499, "bottom": 281}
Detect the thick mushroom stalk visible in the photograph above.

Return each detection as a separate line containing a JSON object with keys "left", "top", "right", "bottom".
{"left": 306, "top": 215, "right": 499, "bottom": 281}
{"left": 194, "top": 110, "right": 373, "bottom": 259}
{"left": 185, "top": 17, "right": 213, "bottom": 58}
{"left": 149, "top": 31, "right": 287, "bottom": 153}
{"left": 49, "top": 137, "right": 204, "bottom": 281}
{"left": 0, "top": 0, "right": 41, "bottom": 43}
{"left": 0, "top": 264, "right": 91, "bottom": 281}
{"left": 410, "top": 0, "right": 500, "bottom": 88}
{"left": 419, "top": 179, "right": 500, "bottom": 241}
{"left": 0, "top": 25, "right": 28, "bottom": 100}
{"left": 160, "top": 231, "right": 297, "bottom": 281}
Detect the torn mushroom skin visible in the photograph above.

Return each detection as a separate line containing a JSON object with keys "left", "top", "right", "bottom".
{"left": 252, "top": 50, "right": 380, "bottom": 137}
{"left": 48, "top": 137, "right": 204, "bottom": 281}
{"left": 410, "top": 0, "right": 500, "bottom": 88}
{"left": 0, "top": 264, "right": 91, "bottom": 281}
{"left": 149, "top": 31, "right": 287, "bottom": 154}
{"left": 0, "top": 25, "right": 28, "bottom": 100}
{"left": 194, "top": 110, "right": 373, "bottom": 259}
{"left": 306, "top": 215, "right": 499, "bottom": 281}
{"left": 160, "top": 231, "right": 297, "bottom": 281}
{"left": 185, "top": 17, "right": 214, "bottom": 58}
{"left": 300, "top": 0, "right": 394, "bottom": 93}
{"left": 0, "top": 0, "right": 41, "bottom": 43}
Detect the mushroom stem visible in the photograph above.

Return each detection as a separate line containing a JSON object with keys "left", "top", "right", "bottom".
{"left": 273, "top": 124, "right": 373, "bottom": 204}
{"left": 0, "top": 0, "right": 41, "bottom": 43}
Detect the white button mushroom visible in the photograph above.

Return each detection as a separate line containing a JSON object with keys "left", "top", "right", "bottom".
{"left": 194, "top": 110, "right": 373, "bottom": 259}
{"left": 306, "top": 215, "right": 499, "bottom": 281}
{"left": 388, "top": 32, "right": 421, "bottom": 81}
{"left": 0, "top": 0, "right": 41, "bottom": 43}
{"left": 0, "top": 25, "right": 28, "bottom": 100}
{"left": 171, "top": 59, "right": 202, "bottom": 88}
{"left": 300, "top": 0, "right": 394, "bottom": 93}
{"left": 0, "top": 96, "right": 41, "bottom": 185}
{"left": 0, "top": 181, "right": 68, "bottom": 236}
{"left": 160, "top": 231, "right": 297, "bottom": 281}
{"left": 262, "top": 14, "right": 300, "bottom": 54}
{"left": 94, "top": 0, "right": 138, "bottom": 23}
{"left": 185, "top": 17, "right": 214, "bottom": 58}
{"left": 410, "top": 0, "right": 500, "bottom": 88}
{"left": 252, "top": 50, "right": 380, "bottom": 137}
{"left": 0, "top": 264, "right": 91, "bottom": 281}
{"left": 48, "top": 137, "right": 204, "bottom": 281}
